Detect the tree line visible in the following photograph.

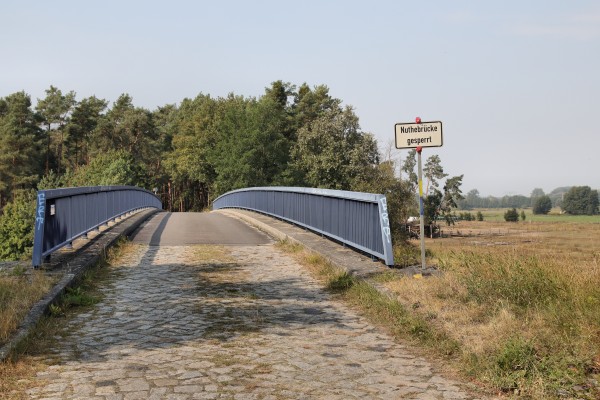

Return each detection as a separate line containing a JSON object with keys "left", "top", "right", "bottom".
{"left": 458, "top": 186, "right": 599, "bottom": 215}
{"left": 0, "top": 82, "right": 381, "bottom": 210}
{"left": 0, "top": 81, "right": 465, "bottom": 260}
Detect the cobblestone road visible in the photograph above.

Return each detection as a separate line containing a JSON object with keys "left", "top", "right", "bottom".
{"left": 27, "top": 244, "right": 486, "bottom": 399}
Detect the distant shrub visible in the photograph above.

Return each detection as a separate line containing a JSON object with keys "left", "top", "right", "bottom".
{"left": 460, "top": 212, "right": 474, "bottom": 221}
{"left": 532, "top": 195, "right": 552, "bottom": 215}
{"left": 476, "top": 211, "right": 484, "bottom": 221}
{"left": 504, "top": 208, "right": 519, "bottom": 222}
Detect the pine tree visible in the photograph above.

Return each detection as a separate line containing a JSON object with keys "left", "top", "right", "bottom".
{"left": 0, "top": 92, "right": 43, "bottom": 207}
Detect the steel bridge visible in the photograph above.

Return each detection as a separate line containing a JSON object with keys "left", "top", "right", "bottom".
{"left": 32, "top": 185, "right": 394, "bottom": 268}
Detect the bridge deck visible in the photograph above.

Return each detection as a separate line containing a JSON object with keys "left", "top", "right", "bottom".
{"left": 26, "top": 211, "right": 486, "bottom": 399}
{"left": 130, "top": 212, "right": 271, "bottom": 246}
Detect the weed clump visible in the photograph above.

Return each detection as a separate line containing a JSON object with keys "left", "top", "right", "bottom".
{"left": 49, "top": 286, "right": 100, "bottom": 317}
{"left": 327, "top": 273, "right": 354, "bottom": 293}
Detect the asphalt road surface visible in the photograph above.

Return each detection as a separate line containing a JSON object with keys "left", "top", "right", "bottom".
{"left": 130, "top": 211, "right": 270, "bottom": 246}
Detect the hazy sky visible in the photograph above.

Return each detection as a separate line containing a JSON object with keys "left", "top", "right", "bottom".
{"left": 2, "top": 1, "right": 599, "bottom": 196}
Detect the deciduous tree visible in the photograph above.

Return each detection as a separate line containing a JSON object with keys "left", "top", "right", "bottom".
{"left": 532, "top": 195, "right": 552, "bottom": 215}
{"left": 66, "top": 150, "right": 144, "bottom": 187}
{"left": 530, "top": 188, "right": 545, "bottom": 201}
{"left": 352, "top": 160, "right": 415, "bottom": 240}
{"left": 290, "top": 105, "right": 378, "bottom": 190}
{"left": 164, "top": 94, "right": 217, "bottom": 210}
{"left": 210, "top": 93, "right": 291, "bottom": 195}
{"left": 561, "top": 186, "right": 599, "bottom": 215}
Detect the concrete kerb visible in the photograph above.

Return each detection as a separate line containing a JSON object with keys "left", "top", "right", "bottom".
{"left": 0, "top": 208, "right": 161, "bottom": 362}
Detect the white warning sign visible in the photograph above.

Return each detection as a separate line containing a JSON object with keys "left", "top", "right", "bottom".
{"left": 395, "top": 121, "right": 443, "bottom": 149}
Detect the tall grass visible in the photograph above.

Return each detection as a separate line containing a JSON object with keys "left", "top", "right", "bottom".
{"left": 0, "top": 360, "right": 41, "bottom": 400}
{"left": 444, "top": 251, "right": 565, "bottom": 310}
{"left": 434, "top": 249, "right": 599, "bottom": 394}
{"left": 0, "top": 270, "right": 55, "bottom": 346}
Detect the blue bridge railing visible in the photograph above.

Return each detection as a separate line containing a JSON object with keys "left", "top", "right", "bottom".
{"left": 213, "top": 187, "right": 394, "bottom": 266}
{"left": 32, "top": 185, "right": 162, "bottom": 267}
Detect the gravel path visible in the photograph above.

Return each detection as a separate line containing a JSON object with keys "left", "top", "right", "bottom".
{"left": 26, "top": 243, "right": 486, "bottom": 399}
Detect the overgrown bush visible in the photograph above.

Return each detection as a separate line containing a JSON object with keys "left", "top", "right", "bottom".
{"left": 393, "top": 242, "right": 422, "bottom": 267}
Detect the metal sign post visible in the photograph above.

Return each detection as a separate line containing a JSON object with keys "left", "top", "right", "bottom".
{"left": 395, "top": 117, "right": 444, "bottom": 271}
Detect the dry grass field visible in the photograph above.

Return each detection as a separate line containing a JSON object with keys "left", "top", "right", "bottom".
{"left": 388, "top": 215, "right": 600, "bottom": 398}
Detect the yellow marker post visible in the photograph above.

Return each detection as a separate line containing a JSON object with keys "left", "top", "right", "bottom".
{"left": 416, "top": 144, "right": 426, "bottom": 271}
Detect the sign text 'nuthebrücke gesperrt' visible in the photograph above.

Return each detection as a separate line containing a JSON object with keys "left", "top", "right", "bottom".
{"left": 394, "top": 121, "right": 443, "bottom": 149}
